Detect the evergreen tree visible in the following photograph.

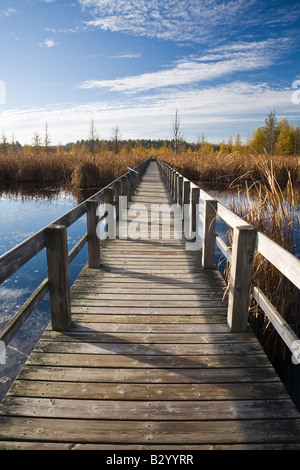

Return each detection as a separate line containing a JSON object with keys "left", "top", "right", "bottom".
{"left": 233, "top": 133, "right": 242, "bottom": 152}
{"left": 263, "top": 110, "right": 277, "bottom": 154}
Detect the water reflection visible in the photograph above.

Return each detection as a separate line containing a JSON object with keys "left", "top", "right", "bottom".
{"left": 0, "top": 183, "right": 102, "bottom": 400}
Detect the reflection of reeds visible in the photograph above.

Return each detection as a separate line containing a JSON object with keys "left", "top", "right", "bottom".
{"left": 228, "top": 165, "right": 300, "bottom": 377}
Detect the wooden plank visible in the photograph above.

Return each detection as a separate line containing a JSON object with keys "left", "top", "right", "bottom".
{"left": 70, "top": 293, "right": 225, "bottom": 301}
{"left": 64, "top": 321, "right": 230, "bottom": 333}
{"left": 41, "top": 331, "right": 257, "bottom": 343}
{"left": 17, "top": 365, "right": 281, "bottom": 384}
{"left": 1, "top": 417, "right": 300, "bottom": 444}
{"left": 8, "top": 380, "right": 288, "bottom": 400}
{"left": 1, "top": 159, "right": 300, "bottom": 450}
{"left": 26, "top": 352, "right": 271, "bottom": 368}
{"left": 256, "top": 231, "right": 300, "bottom": 290}
{"left": 1, "top": 397, "right": 298, "bottom": 420}
{"left": 33, "top": 342, "right": 264, "bottom": 356}
{"left": 70, "top": 313, "right": 227, "bottom": 323}
{"left": 69, "top": 300, "right": 227, "bottom": 308}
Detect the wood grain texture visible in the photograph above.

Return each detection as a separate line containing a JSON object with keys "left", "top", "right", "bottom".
{"left": 1, "top": 160, "right": 300, "bottom": 450}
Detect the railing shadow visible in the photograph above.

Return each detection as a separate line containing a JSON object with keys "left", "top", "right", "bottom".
{"left": 59, "top": 323, "right": 268, "bottom": 386}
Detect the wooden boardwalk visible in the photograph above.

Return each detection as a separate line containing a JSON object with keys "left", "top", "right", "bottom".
{"left": 1, "top": 160, "right": 300, "bottom": 449}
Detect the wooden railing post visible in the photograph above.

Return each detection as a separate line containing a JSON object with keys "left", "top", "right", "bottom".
{"left": 45, "top": 224, "right": 71, "bottom": 331}
{"left": 86, "top": 200, "right": 101, "bottom": 269}
{"left": 173, "top": 172, "right": 178, "bottom": 202}
{"left": 168, "top": 168, "right": 172, "bottom": 192}
{"left": 191, "top": 187, "right": 200, "bottom": 241}
{"left": 178, "top": 175, "right": 183, "bottom": 207}
{"left": 170, "top": 170, "right": 174, "bottom": 197}
{"left": 127, "top": 173, "right": 133, "bottom": 201}
{"left": 104, "top": 187, "right": 116, "bottom": 239}
{"left": 121, "top": 175, "right": 128, "bottom": 197}
{"left": 175, "top": 173, "right": 179, "bottom": 203}
{"left": 202, "top": 198, "right": 217, "bottom": 269}
{"left": 182, "top": 180, "right": 190, "bottom": 236}
{"left": 227, "top": 225, "right": 256, "bottom": 332}
{"left": 115, "top": 180, "right": 122, "bottom": 221}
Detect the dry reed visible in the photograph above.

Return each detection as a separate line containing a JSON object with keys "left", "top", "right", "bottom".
{"left": 227, "top": 165, "right": 300, "bottom": 376}
{"left": 0, "top": 148, "right": 147, "bottom": 191}
{"left": 161, "top": 151, "right": 300, "bottom": 189}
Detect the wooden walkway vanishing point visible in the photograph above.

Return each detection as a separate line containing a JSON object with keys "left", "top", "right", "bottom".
{"left": 1, "top": 158, "right": 300, "bottom": 449}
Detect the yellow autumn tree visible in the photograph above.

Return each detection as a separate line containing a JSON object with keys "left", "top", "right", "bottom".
{"left": 275, "top": 118, "right": 294, "bottom": 155}
{"left": 249, "top": 127, "right": 266, "bottom": 154}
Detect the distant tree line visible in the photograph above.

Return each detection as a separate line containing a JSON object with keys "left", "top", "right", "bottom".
{"left": 249, "top": 110, "right": 300, "bottom": 156}
{"left": 0, "top": 112, "right": 299, "bottom": 156}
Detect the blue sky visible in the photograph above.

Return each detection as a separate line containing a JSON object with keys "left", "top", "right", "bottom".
{"left": 0, "top": 0, "right": 299, "bottom": 145}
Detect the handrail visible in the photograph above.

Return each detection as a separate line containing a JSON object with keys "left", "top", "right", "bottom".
{"left": 156, "top": 157, "right": 300, "bottom": 358}
{"left": 0, "top": 157, "right": 151, "bottom": 344}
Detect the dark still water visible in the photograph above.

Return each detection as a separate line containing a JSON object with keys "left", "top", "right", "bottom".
{"left": 0, "top": 186, "right": 90, "bottom": 401}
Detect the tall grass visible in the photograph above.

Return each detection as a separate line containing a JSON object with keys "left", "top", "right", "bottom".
{"left": 161, "top": 151, "right": 300, "bottom": 189}
{"left": 1, "top": 147, "right": 300, "bottom": 194}
{"left": 226, "top": 165, "right": 300, "bottom": 379}
{"left": 0, "top": 147, "right": 147, "bottom": 193}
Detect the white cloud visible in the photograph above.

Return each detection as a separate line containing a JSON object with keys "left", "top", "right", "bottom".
{"left": 79, "top": 0, "right": 300, "bottom": 43}
{"left": 39, "top": 38, "right": 60, "bottom": 48}
{"left": 2, "top": 8, "right": 17, "bottom": 17}
{"left": 78, "top": 39, "right": 285, "bottom": 93}
{"left": 0, "top": 81, "right": 295, "bottom": 144}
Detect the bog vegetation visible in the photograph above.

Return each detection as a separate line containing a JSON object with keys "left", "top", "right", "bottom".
{"left": 1, "top": 111, "right": 300, "bottom": 399}
{"left": 0, "top": 111, "right": 299, "bottom": 191}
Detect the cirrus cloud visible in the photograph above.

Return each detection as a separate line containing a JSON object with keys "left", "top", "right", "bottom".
{"left": 78, "top": 38, "right": 290, "bottom": 94}
{"left": 79, "top": 0, "right": 300, "bottom": 43}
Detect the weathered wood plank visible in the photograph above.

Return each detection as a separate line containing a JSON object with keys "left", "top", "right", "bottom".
{"left": 1, "top": 397, "right": 298, "bottom": 420}
{"left": 26, "top": 352, "right": 271, "bottom": 368}
{"left": 70, "top": 313, "right": 227, "bottom": 323}
{"left": 17, "top": 365, "right": 281, "bottom": 384}
{"left": 33, "top": 341, "right": 263, "bottom": 356}
{"left": 8, "top": 380, "right": 288, "bottom": 400}
{"left": 41, "top": 330, "right": 258, "bottom": 343}
{"left": 1, "top": 417, "right": 300, "bottom": 444}
{"left": 1, "top": 159, "right": 299, "bottom": 450}
{"left": 64, "top": 321, "right": 230, "bottom": 333}
{"left": 70, "top": 299, "right": 227, "bottom": 308}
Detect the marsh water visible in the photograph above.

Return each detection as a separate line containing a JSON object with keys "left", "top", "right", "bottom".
{"left": 0, "top": 182, "right": 300, "bottom": 408}
{"left": 0, "top": 185, "right": 95, "bottom": 401}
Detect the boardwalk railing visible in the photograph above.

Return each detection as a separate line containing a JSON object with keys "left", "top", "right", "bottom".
{"left": 0, "top": 158, "right": 151, "bottom": 345}
{"left": 1, "top": 155, "right": 300, "bottom": 365}
{"left": 157, "top": 158, "right": 300, "bottom": 362}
